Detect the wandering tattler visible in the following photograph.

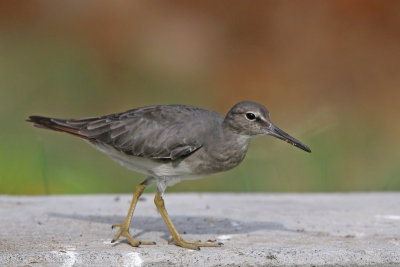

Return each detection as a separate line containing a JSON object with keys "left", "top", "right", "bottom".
{"left": 27, "top": 101, "right": 311, "bottom": 250}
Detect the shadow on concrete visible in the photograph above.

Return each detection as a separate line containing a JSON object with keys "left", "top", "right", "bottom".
{"left": 48, "top": 212, "right": 296, "bottom": 243}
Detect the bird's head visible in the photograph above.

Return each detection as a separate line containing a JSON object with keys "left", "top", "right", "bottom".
{"left": 224, "top": 101, "right": 311, "bottom": 153}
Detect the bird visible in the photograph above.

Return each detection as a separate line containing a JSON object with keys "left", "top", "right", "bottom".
{"left": 27, "top": 100, "right": 311, "bottom": 250}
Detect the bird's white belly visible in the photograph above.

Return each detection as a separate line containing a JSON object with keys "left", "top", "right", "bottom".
{"left": 88, "top": 141, "right": 203, "bottom": 180}
{"left": 151, "top": 162, "right": 193, "bottom": 177}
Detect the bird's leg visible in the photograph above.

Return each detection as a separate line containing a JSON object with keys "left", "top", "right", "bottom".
{"left": 154, "top": 191, "right": 223, "bottom": 250}
{"left": 111, "top": 180, "right": 156, "bottom": 246}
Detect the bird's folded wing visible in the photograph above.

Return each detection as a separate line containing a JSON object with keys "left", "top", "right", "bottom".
{"left": 52, "top": 106, "right": 203, "bottom": 160}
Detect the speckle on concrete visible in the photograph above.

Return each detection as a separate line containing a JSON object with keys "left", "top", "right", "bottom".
{"left": 1, "top": 193, "right": 399, "bottom": 266}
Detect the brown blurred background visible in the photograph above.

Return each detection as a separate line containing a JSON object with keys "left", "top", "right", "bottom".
{"left": 1, "top": 1, "right": 399, "bottom": 194}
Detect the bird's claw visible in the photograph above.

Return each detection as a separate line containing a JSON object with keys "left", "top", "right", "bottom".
{"left": 169, "top": 237, "right": 224, "bottom": 250}
{"left": 111, "top": 223, "right": 156, "bottom": 246}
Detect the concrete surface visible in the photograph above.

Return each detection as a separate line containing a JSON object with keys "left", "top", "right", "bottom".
{"left": 1, "top": 193, "right": 399, "bottom": 266}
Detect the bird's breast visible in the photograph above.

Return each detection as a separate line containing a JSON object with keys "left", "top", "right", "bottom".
{"left": 186, "top": 134, "right": 251, "bottom": 174}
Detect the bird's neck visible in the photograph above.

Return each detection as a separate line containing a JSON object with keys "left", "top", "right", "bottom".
{"left": 206, "top": 126, "right": 251, "bottom": 170}
{"left": 220, "top": 122, "right": 252, "bottom": 147}
{"left": 222, "top": 129, "right": 251, "bottom": 155}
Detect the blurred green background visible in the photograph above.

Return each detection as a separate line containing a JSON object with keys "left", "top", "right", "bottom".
{"left": 1, "top": 1, "right": 399, "bottom": 194}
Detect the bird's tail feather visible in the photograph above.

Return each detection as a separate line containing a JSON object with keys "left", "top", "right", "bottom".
{"left": 27, "top": 115, "right": 92, "bottom": 140}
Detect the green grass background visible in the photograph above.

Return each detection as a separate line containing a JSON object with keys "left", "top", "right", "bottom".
{"left": 1, "top": 2, "right": 400, "bottom": 194}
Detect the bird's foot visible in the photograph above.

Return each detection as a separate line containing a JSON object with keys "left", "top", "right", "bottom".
{"left": 111, "top": 223, "right": 156, "bottom": 246}
{"left": 168, "top": 237, "right": 223, "bottom": 250}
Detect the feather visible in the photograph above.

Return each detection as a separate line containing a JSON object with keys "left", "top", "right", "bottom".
{"left": 27, "top": 105, "right": 223, "bottom": 161}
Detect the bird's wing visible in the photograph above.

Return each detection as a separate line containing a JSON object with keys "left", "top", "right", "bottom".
{"left": 47, "top": 105, "right": 212, "bottom": 160}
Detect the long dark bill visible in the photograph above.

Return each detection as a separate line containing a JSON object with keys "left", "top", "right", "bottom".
{"left": 268, "top": 123, "right": 311, "bottom": 153}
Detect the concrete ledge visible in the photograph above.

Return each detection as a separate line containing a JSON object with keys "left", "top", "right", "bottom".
{"left": 1, "top": 193, "right": 400, "bottom": 266}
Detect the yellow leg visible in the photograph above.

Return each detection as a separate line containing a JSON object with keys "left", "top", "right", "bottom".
{"left": 154, "top": 191, "right": 223, "bottom": 250}
{"left": 111, "top": 182, "right": 156, "bottom": 246}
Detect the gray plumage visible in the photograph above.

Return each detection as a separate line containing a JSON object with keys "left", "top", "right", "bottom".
{"left": 28, "top": 101, "right": 311, "bottom": 193}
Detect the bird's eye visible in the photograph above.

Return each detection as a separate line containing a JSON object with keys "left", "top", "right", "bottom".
{"left": 245, "top": 112, "right": 256, "bottom": 121}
